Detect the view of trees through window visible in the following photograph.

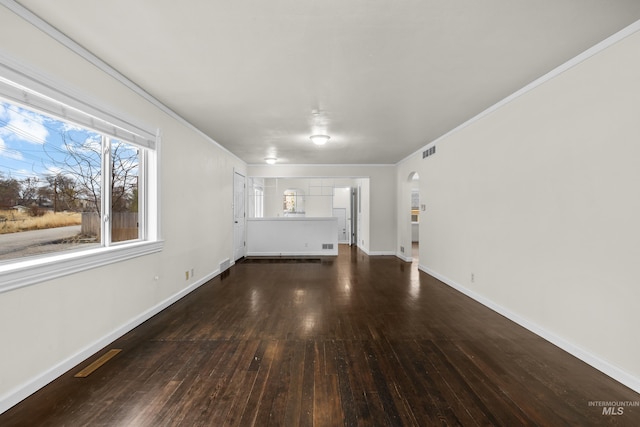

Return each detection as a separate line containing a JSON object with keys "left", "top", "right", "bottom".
{"left": 0, "top": 99, "right": 141, "bottom": 261}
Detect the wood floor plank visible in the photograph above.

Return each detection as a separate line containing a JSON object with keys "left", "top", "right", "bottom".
{"left": 313, "top": 340, "right": 343, "bottom": 426}
{"left": 282, "top": 340, "right": 306, "bottom": 427}
{"left": 435, "top": 338, "right": 535, "bottom": 426}
{"left": 417, "top": 338, "right": 500, "bottom": 425}
{"left": 342, "top": 339, "right": 381, "bottom": 425}
{"left": 237, "top": 340, "right": 278, "bottom": 426}
{"left": 391, "top": 338, "right": 463, "bottom": 425}
{"left": 361, "top": 339, "right": 404, "bottom": 426}
{"left": 328, "top": 339, "right": 359, "bottom": 427}
{"left": 2, "top": 245, "right": 640, "bottom": 426}
{"left": 205, "top": 339, "right": 261, "bottom": 425}
{"left": 298, "top": 340, "right": 315, "bottom": 427}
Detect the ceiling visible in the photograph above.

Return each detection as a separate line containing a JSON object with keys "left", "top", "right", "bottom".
{"left": 14, "top": 1, "right": 640, "bottom": 165}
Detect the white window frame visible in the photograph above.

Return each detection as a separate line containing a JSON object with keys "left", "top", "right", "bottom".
{"left": 0, "top": 53, "right": 162, "bottom": 294}
{"left": 254, "top": 187, "right": 264, "bottom": 218}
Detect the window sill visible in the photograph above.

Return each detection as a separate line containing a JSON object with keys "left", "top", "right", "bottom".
{"left": 0, "top": 240, "right": 164, "bottom": 294}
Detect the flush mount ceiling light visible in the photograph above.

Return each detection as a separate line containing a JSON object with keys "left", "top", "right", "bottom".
{"left": 309, "top": 134, "right": 330, "bottom": 146}
{"left": 264, "top": 157, "right": 277, "bottom": 164}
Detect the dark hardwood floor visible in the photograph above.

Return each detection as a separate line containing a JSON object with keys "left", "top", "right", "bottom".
{"left": 2, "top": 245, "right": 639, "bottom": 426}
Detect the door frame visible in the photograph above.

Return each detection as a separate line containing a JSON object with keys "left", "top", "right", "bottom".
{"left": 233, "top": 170, "right": 246, "bottom": 261}
{"left": 333, "top": 207, "right": 348, "bottom": 244}
{"left": 350, "top": 187, "right": 358, "bottom": 246}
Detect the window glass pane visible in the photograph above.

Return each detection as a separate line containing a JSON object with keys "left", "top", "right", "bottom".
{"left": 62, "top": 122, "right": 102, "bottom": 245}
{"left": 110, "top": 139, "right": 139, "bottom": 243}
{"left": 0, "top": 100, "right": 102, "bottom": 261}
{"left": 255, "top": 188, "right": 263, "bottom": 218}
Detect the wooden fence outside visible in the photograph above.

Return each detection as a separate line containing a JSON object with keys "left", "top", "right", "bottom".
{"left": 81, "top": 212, "right": 139, "bottom": 242}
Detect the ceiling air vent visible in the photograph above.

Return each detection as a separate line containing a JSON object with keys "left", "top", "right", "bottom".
{"left": 422, "top": 145, "right": 436, "bottom": 159}
{"left": 322, "top": 243, "right": 334, "bottom": 250}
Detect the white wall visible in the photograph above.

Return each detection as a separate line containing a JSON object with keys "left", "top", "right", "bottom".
{"left": 247, "top": 218, "right": 338, "bottom": 256}
{"left": 397, "top": 27, "right": 640, "bottom": 392}
{"left": 248, "top": 165, "right": 396, "bottom": 255}
{"left": 333, "top": 187, "right": 351, "bottom": 210}
{"left": 0, "top": 10, "right": 245, "bottom": 411}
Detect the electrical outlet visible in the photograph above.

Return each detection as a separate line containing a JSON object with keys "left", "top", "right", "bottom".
{"left": 185, "top": 271, "right": 189, "bottom": 280}
{"left": 400, "top": 246, "right": 405, "bottom": 253}
{"left": 471, "top": 273, "right": 475, "bottom": 283}
{"left": 190, "top": 268, "right": 194, "bottom": 277}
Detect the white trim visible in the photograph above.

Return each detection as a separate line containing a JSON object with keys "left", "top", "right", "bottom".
{"left": 396, "top": 253, "right": 412, "bottom": 263}
{"left": 245, "top": 251, "right": 338, "bottom": 257}
{"left": 366, "top": 250, "right": 397, "bottom": 256}
{"left": 357, "top": 244, "right": 369, "bottom": 255}
{"left": 153, "top": 129, "right": 163, "bottom": 241}
{"left": 418, "top": 264, "right": 640, "bottom": 394}
{"left": 244, "top": 174, "right": 371, "bottom": 179}
{"left": 0, "top": 241, "right": 164, "bottom": 294}
{"left": 101, "top": 136, "right": 112, "bottom": 245}
{"left": 0, "top": 0, "right": 244, "bottom": 163}
{"left": 0, "top": 266, "right": 218, "bottom": 414}
{"left": 397, "top": 19, "right": 640, "bottom": 166}
{"left": 247, "top": 163, "right": 395, "bottom": 167}
{"left": 0, "top": 51, "right": 156, "bottom": 147}
{"left": 233, "top": 169, "right": 246, "bottom": 262}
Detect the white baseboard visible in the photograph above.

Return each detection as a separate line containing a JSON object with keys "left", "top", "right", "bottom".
{"left": 418, "top": 264, "right": 640, "bottom": 394}
{"left": 245, "top": 251, "right": 338, "bottom": 257}
{"left": 0, "top": 268, "right": 220, "bottom": 414}
{"left": 367, "top": 250, "right": 397, "bottom": 256}
{"left": 396, "top": 253, "right": 412, "bottom": 262}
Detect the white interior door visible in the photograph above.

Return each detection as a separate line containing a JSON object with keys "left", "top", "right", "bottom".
{"left": 333, "top": 208, "right": 347, "bottom": 243}
{"left": 233, "top": 172, "right": 246, "bottom": 261}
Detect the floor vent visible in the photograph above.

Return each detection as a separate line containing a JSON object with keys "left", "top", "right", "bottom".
{"left": 322, "top": 243, "right": 334, "bottom": 250}
{"left": 219, "top": 258, "right": 231, "bottom": 273}
{"left": 74, "top": 349, "right": 121, "bottom": 378}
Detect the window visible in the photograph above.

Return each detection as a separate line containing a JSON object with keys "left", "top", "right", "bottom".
{"left": 254, "top": 187, "right": 263, "bottom": 218}
{"left": 0, "top": 58, "right": 160, "bottom": 292}
{"left": 283, "top": 189, "right": 305, "bottom": 216}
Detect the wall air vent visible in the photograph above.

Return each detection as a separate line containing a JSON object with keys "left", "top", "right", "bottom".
{"left": 322, "top": 244, "right": 334, "bottom": 250}
{"left": 422, "top": 145, "right": 436, "bottom": 159}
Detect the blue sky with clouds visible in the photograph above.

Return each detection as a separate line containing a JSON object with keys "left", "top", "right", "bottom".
{"left": 0, "top": 100, "right": 101, "bottom": 183}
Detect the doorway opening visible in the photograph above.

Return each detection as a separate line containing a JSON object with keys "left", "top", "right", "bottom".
{"left": 245, "top": 177, "right": 368, "bottom": 253}
{"left": 408, "top": 172, "right": 420, "bottom": 262}
{"left": 333, "top": 187, "right": 351, "bottom": 244}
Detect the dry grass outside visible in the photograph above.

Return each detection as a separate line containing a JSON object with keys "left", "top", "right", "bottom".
{"left": 0, "top": 209, "right": 82, "bottom": 234}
